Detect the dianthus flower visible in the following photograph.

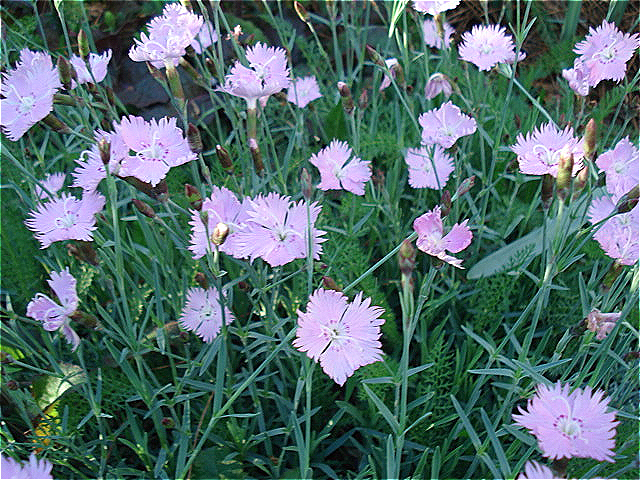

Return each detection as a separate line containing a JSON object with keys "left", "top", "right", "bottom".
{"left": 510, "top": 123, "right": 584, "bottom": 177}
{"left": 405, "top": 145, "right": 454, "bottom": 189}
{"left": 586, "top": 309, "right": 621, "bottom": 340}
{"left": 188, "top": 186, "right": 250, "bottom": 259}
{"left": 237, "top": 193, "right": 326, "bottom": 267}
{"left": 190, "top": 20, "right": 218, "bottom": 54}
{"left": 69, "top": 50, "right": 112, "bottom": 87}
{"left": 413, "top": 205, "right": 472, "bottom": 268}
{"left": 423, "top": 18, "right": 455, "bottom": 49}
{"left": 179, "top": 287, "right": 234, "bottom": 342}
{"left": 512, "top": 382, "right": 618, "bottom": 462}
{"left": 1, "top": 453, "right": 53, "bottom": 479}
{"left": 287, "top": 75, "right": 322, "bottom": 108}
{"left": 72, "top": 129, "right": 130, "bottom": 192}
{"left": 595, "top": 137, "right": 639, "bottom": 201}
{"left": 518, "top": 461, "right": 556, "bottom": 480}
{"left": 128, "top": 3, "right": 203, "bottom": 68}
{"left": 293, "top": 289, "right": 385, "bottom": 386}
{"left": 562, "top": 59, "right": 590, "bottom": 96}
{"left": 379, "top": 58, "right": 399, "bottom": 91}
{"left": 35, "top": 173, "right": 66, "bottom": 200}
{"left": 26, "top": 268, "right": 80, "bottom": 351}
{"left": 588, "top": 195, "right": 639, "bottom": 266}
{"left": 114, "top": 115, "right": 196, "bottom": 187}
{"left": 412, "top": 0, "right": 460, "bottom": 16}
{"left": 309, "top": 140, "right": 371, "bottom": 195}
{"left": 424, "top": 73, "right": 453, "bottom": 99}
{"left": 573, "top": 20, "right": 640, "bottom": 86}
{"left": 418, "top": 101, "right": 477, "bottom": 148}
{"left": 219, "top": 42, "right": 290, "bottom": 109}
{"left": 0, "top": 48, "right": 61, "bottom": 141}
{"left": 458, "top": 24, "right": 519, "bottom": 71}
{"left": 25, "top": 191, "right": 105, "bottom": 249}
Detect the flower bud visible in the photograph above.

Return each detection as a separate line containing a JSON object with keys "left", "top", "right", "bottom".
{"left": 161, "top": 417, "right": 175, "bottom": 428}
{"left": 216, "top": 144, "right": 233, "bottom": 172}
{"left": 41, "top": 113, "right": 72, "bottom": 135}
{"left": 249, "top": 138, "right": 264, "bottom": 175}
{"left": 57, "top": 56, "right": 76, "bottom": 90}
{"left": 614, "top": 184, "right": 639, "bottom": 214}
{"left": 391, "top": 62, "right": 405, "bottom": 88}
{"left": 195, "top": 272, "right": 208, "bottom": 289}
{"left": 358, "top": 89, "right": 369, "bottom": 110}
{"left": 211, "top": 222, "right": 229, "bottom": 246}
{"left": 322, "top": 276, "right": 342, "bottom": 292}
{"left": 294, "top": 0, "right": 310, "bottom": 22}
{"left": 424, "top": 73, "right": 452, "bottom": 100}
{"left": 67, "top": 240, "right": 100, "bottom": 266}
{"left": 123, "top": 177, "right": 169, "bottom": 202}
{"left": 453, "top": 175, "right": 475, "bottom": 200}
{"left": 583, "top": 118, "right": 596, "bottom": 161}
{"left": 541, "top": 173, "right": 554, "bottom": 209}
{"left": 398, "top": 239, "right": 417, "bottom": 277}
{"left": 440, "top": 190, "right": 452, "bottom": 217}
{"left": 185, "top": 184, "right": 203, "bottom": 210}
{"left": 556, "top": 148, "right": 574, "bottom": 201}
{"left": 77, "top": 29, "right": 90, "bottom": 58}
{"left": 365, "top": 44, "right": 385, "bottom": 68}
{"left": 572, "top": 164, "right": 589, "bottom": 199}
{"left": 205, "top": 57, "right": 217, "bottom": 75}
{"left": 133, "top": 198, "right": 156, "bottom": 219}
{"left": 98, "top": 138, "right": 111, "bottom": 165}
{"left": 146, "top": 61, "right": 165, "bottom": 83}
{"left": 238, "top": 281, "right": 250, "bottom": 292}
{"left": 337, "top": 81, "right": 354, "bottom": 115}
{"left": 165, "top": 63, "right": 185, "bottom": 105}
{"left": 300, "top": 168, "right": 312, "bottom": 200}
{"left": 187, "top": 123, "right": 203, "bottom": 153}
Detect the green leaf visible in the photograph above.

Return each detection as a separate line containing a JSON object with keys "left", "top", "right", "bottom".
{"left": 324, "top": 101, "right": 348, "bottom": 141}
{"left": 32, "top": 363, "right": 87, "bottom": 410}
{"left": 362, "top": 383, "right": 400, "bottom": 433}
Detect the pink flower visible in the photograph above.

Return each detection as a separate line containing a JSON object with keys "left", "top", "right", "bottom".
{"left": 588, "top": 195, "right": 639, "bottom": 266}
{"left": 518, "top": 461, "right": 555, "bottom": 480}
{"left": 114, "top": 115, "right": 196, "bottom": 187}
{"left": 405, "top": 145, "right": 454, "bottom": 189}
{"left": 179, "top": 287, "right": 234, "bottom": 342}
{"left": 188, "top": 186, "right": 251, "bottom": 260}
{"left": 510, "top": 123, "right": 585, "bottom": 177}
{"left": 287, "top": 75, "right": 322, "bottom": 108}
{"left": 35, "top": 173, "right": 66, "bottom": 200}
{"left": 26, "top": 268, "right": 80, "bottom": 351}
{"left": 586, "top": 309, "right": 621, "bottom": 340}
{"left": 423, "top": 18, "right": 455, "bottom": 49}
{"left": 219, "top": 42, "right": 290, "bottom": 109}
{"left": 413, "top": 206, "right": 472, "bottom": 268}
{"left": 458, "top": 24, "right": 518, "bottom": 71}
{"left": 129, "top": 3, "right": 203, "bottom": 68}
{"left": 309, "top": 140, "right": 371, "bottom": 195}
{"left": 418, "top": 101, "right": 477, "bottom": 148}
{"left": 412, "top": 0, "right": 460, "bottom": 16}
{"left": 69, "top": 50, "right": 112, "bottom": 87}
{"left": 562, "top": 59, "right": 590, "bottom": 96}
{"left": 236, "top": 193, "right": 326, "bottom": 267}
{"left": 573, "top": 20, "right": 640, "bottom": 86}
{"left": 1, "top": 453, "right": 53, "bottom": 479}
{"left": 0, "top": 48, "right": 61, "bottom": 141}
{"left": 293, "top": 289, "right": 385, "bottom": 386}
{"left": 379, "top": 58, "right": 399, "bottom": 91}
{"left": 25, "top": 191, "right": 105, "bottom": 249}
{"left": 424, "top": 72, "right": 453, "bottom": 99}
{"left": 595, "top": 137, "right": 639, "bottom": 202}
{"left": 512, "top": 382, "right": 619, "bottom": 462}
{"left": 72, "top": 129, "right": 130, "bottom": 192}
{"left": 190, "top": 20, "right": 218, "bottom": 54}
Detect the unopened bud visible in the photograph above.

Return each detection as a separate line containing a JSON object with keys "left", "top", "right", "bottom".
{"left": 146, "top": 61, "right": 165, "bottom": 83}
{"left": 165, "top": 64, "right": 185, "bottom": 105}
{"left": 337, "top": 81, "right": 354, "bottom": 115}
{"left": 454, "top": 175, "right": 475, "bottom": 200}
{"left": 238, "top": 281, "right": 250, "bottom": 291}
{"left": 205, "top": 57, "right": 217, "bottom": 75}
{"left": 123, "top": 177, "right": 168, "bottom": 202}
{"left": 541, "top": 173, "right": 554, "bottom": 209}
{"left": 301, "top": 168, "right": 312, "bottom": 200}
{"left": 440, "top": 190, "right": 452, "bottom": 217}
{"left": 615, "top": 185, "right": 639, "bottom": 214}
{"left": 294, "top": 1, "right": 310, "bottom": 22}
{"left": 67, "top": 240, "right": 99, "bottom": 266}
{"left": 105, "top": 86, "right": 115, "bottom": 105}
{"left": 98, "top": 138, "right": 111, "bottom": 165}
{"left": 322, "top": 276, "right": 342, "bottom": 292}
{"left": 398, "top": 239, "right": 417, "bottom": 277}
{"left": 77, "top": 29, "right": 90, "bottom": 58}
{"left": 391, "top": 61, "right": 405, "bottom": 88}
{"left": 57, "top": 56, "right": 76, "bottom": 90}
{"left": 573, "top": 165, "right": 589, "bottom": 198}
{"left": 41, "top": 114, "right": 71, "bottom": 134}
{"left": 133, "top": 199, "right": 156, "bottom": 218}
{"left": 556, "top": 148, "right": 574, "bottom": 201}
{"left": 365, "top": 44, "right": 385, "bottom": 68}
{"left": 583, "top": 118, "right": 597, "bottom": 161}
{"left": 211, "top": 222, "right": 229, "bottom": 246}
{"left": 249, "top": 138, "right": 264, "bottom": 174}
{"left": 187, "top": 123, "right": 202, "bottom": 153}
{"left": 358, "top": 89, "right": 369, "bottom": 110}
{"left": 185, "top": 184, "right": 203, "bottom": 210}
{"left": 216, "top": 145, "right": 233, "bottom": 171}
{"left": 161, "top": 417, "right": 175, "bottom": 428}
{"left": 194, "top": 272, "right": 208, "bottom": 289}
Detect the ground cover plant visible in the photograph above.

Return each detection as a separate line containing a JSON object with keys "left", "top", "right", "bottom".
{"left": 1, "top": 0, "right": 638, "bottom": 478}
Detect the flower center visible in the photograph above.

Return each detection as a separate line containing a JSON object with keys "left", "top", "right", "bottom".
{"left": 554, "top": 414, "right": 582, "bottom": 439}
{"left": 19, "top": 95, "right": 36, "bottom": 114}
{"left": 533, "top": 144, "right": 559, "bottom": 166}
{"left": 55, "top": 211, "right": 78, "bottom": 229}
{"left": 138, "top": 132, "right": 166, "bottom": 161}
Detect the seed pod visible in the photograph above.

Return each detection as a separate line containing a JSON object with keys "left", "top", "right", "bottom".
{"left": 216, "top": 144, "right": 233, "bottom": 171}
{"left": 365, "top": 44, "right": 385, "bottom": 68}
{"left": 453, "top": 175, "right": 476, "bottom": 200}
{"left": 294, "top": 1, "right": 309, "bottom": 22}
{"left": 440, "top": 190, "right": 452, "bottom": 217}
{"left": 337, "top": 81, "right": 354, "bottom": 115}
{"left": 398, "top": 239, "right": 416, "bottom": 277}
{"left": 184, "top": 183, "right": 203, "bottom": 210}
{"left": 249, "top": 138, "right": 264, "bottom": 175}
{"left": 541, "top": 173, "right": 554, "bottom": 209}
{"left": 583, "top": 118, "right": 597, "bottom": 161}
{"left": 98, "top": 138, "right": 111, "bottom": 165}
{"left": 133, "top": 199, "right": 156, "bottom": 219}
{"left": 41, "top": 113, "right": 71, "bottom": 134}
{"left": 556, "top": 148, "right": 574, "bottom": 201}
{"left": 57, "top": 56, "right": 76, "bottom": 90}
{"left": 358, "top": 88, "right": 369, "bottom": 110}
{"left": 572, "top": 164, "right": 589, "bottom": 199}
{"left": 187, "top": 123, "right": 203, "bottom": 153}
{"left": 322, "top": 276, "right": 342, "bottom": 292}
{"left": 615, "top": 184, "right": 639, "bottom": 214}
{"left": 195, "top": 272, "right": 208, "bottom": 289}
{"left": 301, "top": 168, "right": 312, "bottom": 200}
{"left": 77, "top": 29, "right": 90, "bottom": 58}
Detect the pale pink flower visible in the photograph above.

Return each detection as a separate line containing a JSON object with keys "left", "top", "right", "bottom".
{"left": 293, "top": 289, "right": 385, "bottom": 386}
{"left": 418, "top": 101, "right": 477, "bottom": 148}
{"left": 287, "top": 75, "right": 322, "bottom": 108}
{"left": 219, "top": 42, "right": 290, "bottom": 109}
{"left": 423, "top": 18, "right": 455, "bottom": 49}
{"left": 69, "top": 50, "right": 112, "bottom": 87}
{"left": 512, "top": 382, "right": 619, "bottom": 462}
{"left": 188, "top": 186, "right": 251, "bottom": 259}
{"left": 586, "top": 309, "right": 621, "bottom": 340}
{"left": 573, "top": 20, "right": 640, "bottom": 86}
{"left": 589, "top": 195, "right": 639, "bottom": 266}
{"left": 424, "top": 72, "right": 453, "bottom": 99}
{"left": 190, "top": 20, "right": 218, "bottom": 54}
{"left": 412, "top": 0, "right": 460, "bottom": 16}
{"left": 129, "top": 3, "right": 203, "bottom": 68}
{"left": 236, "top": 193, "right": 326, "bottom": 267}
{"left": 35, "top": 173, "right": 66, "bottom": 200}
{"left": 518, "top": 461, "right": 556, "bottom": 480}
{"left": 179, "top": 287, "right": 234, "bottom": 342}
{"left": 379, "top": 58, "right": 399, "bottom": 91}
{"left": 114, "top": 115, "right": 196, "bottom": 187}
{"left": 72, "top": 129, "right": 130, "bottom": 192}
{"left": 1, "top": 453, "right": 53, "bottom": 479}
{"left": 562, "top": 59, "right": 590, "bottom": 96}
{"left": 458, "top": 24, "right": 518, "bottom": 71}
{"left": 309, "top": 140, "right": 371, "bottom": 195}
{"left": 0, "top": 48, "right": 61, "bottom": 141}
{"left": 26, "top": 268, "right": 80, "bottom": 351}
{"left": 595, "top": 137, "right": 639, "bottom": 202}
{"left": 510, "top": 123, "right": 585, "bottom": 177}
{"left": 405, "top": 145, "right": 454, "bottom": 189}
{"left": 414, "top": 206, "right": 472, "bottom": 268}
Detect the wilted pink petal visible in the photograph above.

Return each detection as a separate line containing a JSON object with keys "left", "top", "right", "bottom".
{"left": 423, "top": 19, "right": 455, "bottom": 49}
{"left": 413, "top": 205, "right": 472, "bottom": 268}
{"left": 309, "top": 140, "right": 371, "bottom": 195}
{"left": 405, "top": 145, "right": 454, "bottom": 189}
{"left": 70, "top": 50, "right": 112, "bottom": 87}
{"left": 287, "top": 75, "right": 322, "bottom": 108}
{"left": 179, "top": 287, "right": 234, "bottom": 342}
{"left": 586, "top": 309, "right": 621, "bottom": 340}
{"left": 424, "top": 73, "right": 453, "bottom": 99}
{"left": 379, "top": 58, "right": 398, "bottom": 91}
{"left": 562, "top": 59, "right": 590, "bottom": 96}
{"left": 419, "top": 101, "right": 477, "bottom": 148}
